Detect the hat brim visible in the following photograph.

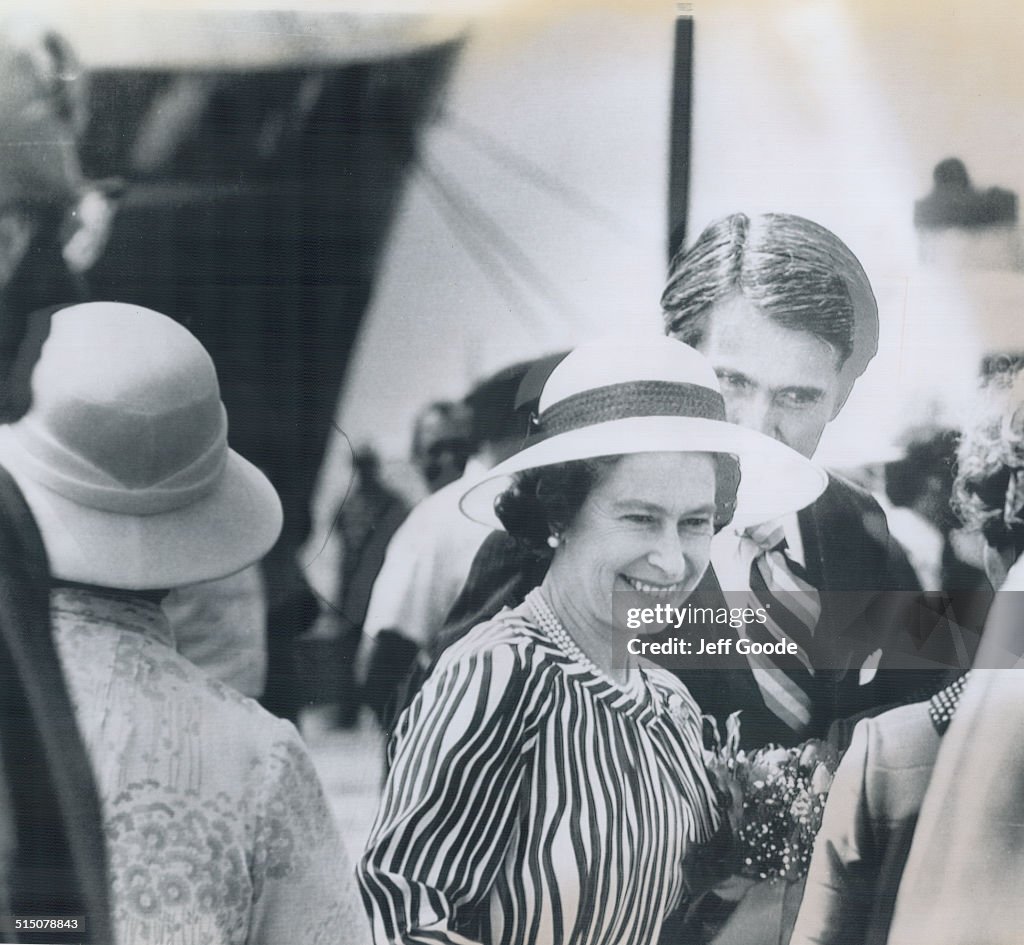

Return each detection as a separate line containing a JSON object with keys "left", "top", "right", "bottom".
{"left": 0, "top": 439, "right": 283, "bottom": 590}
{"left": 459, "top": 416, "right": 828, "bottom": 529}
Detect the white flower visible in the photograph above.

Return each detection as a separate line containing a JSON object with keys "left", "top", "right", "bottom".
{"left": 790, "top": 795, "right": 813, "bottom": 820}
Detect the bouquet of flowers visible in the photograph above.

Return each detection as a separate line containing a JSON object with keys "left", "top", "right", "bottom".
{"left": 704, "top": 712, "right": 838, "bottom": 883}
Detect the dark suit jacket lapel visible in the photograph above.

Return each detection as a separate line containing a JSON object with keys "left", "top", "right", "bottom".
{"left": 797, "top": 500, "right": 826, "bottom": 587}
{"left": 799, "top": 479, "right": 883, "bottom": 637}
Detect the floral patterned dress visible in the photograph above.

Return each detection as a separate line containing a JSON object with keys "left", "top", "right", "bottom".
{"left": 51, "top": 587, "right": 369, "bottom": 945}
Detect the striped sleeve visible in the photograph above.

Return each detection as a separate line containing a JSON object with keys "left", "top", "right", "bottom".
{"left": 358, "top": 637, "right": 538, "bottom": 944}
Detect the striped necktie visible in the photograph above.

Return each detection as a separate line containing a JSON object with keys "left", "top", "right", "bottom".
{"left": 741, "top": 521, "right": 822, "bottom": 734}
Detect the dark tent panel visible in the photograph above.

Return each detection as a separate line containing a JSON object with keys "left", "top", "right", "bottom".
{"left": 80, "top": 41, "right": 462, "bottom": 716}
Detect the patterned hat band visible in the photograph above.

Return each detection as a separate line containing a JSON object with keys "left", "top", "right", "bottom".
{"left": 524, "top": 380, "right": 727, "bottom": 448}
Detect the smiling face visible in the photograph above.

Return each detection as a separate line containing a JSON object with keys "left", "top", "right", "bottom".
{"left": 546, "top": 451, "right": 717, "bottom": 637}
{"left": 693, "top": 294, "right": 843, "bottom": 459}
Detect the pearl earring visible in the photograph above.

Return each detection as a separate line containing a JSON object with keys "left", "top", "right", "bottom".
{"left": 547, "top": 534, "right": 561, "bottom": 549}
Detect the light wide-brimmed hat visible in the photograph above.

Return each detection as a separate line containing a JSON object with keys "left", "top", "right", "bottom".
{"left": 0, "top": 302, "right": 282, "bottom": 589}
{"left": 460, "top": 336, "right": 828, "bottom": 529}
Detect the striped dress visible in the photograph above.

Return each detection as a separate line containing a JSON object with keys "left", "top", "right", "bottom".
{"left": 358, "top": 589, "right": 720, "bottom": 945}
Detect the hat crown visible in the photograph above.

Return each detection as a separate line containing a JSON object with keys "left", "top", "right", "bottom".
{"left": 0, "top": 301, "right": 284, "bottom": 590}
{"left": 538, "top": 337, "right": 721, "bottom": 414}
{"left": 10, "top": 302, "right": 227, "bottom": 513}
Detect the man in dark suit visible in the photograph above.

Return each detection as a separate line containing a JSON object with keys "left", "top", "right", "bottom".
{"left": 442, "top": 212, "right": 925, "bottom": 749}
{"left": 657, "top": 212, "right": 927, "bottom": 747}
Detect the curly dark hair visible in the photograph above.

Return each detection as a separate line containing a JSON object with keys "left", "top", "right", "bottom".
{"left": 495, "top": 452, "right": 741, "bottom": 558}
{"left": 953, "top": 371, "right": 1024, "bottom": 557}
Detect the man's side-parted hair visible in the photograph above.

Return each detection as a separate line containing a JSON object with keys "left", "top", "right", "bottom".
{"left": 661, "top": 212, "right": 876, "bottom": 373}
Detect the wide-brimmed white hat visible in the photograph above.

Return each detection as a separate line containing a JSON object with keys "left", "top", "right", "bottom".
{"left": 460, "top": 336, "right": 828, "bottom": 529}
{"left": 0, "top": 302, "right": 282, "bottom": 589}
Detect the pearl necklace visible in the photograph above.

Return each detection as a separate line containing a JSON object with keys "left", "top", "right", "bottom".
{"left": 530, "top": 589, "right": 601, "bottom": 674}
{"left": 528, "top": 589, "right": 640, "bottom": 694}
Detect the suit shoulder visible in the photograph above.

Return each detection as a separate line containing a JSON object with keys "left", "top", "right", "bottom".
{"left": 855, "top": 703, "right": 941, "bottom": 822}
{"left": 814, "top": 472, "right": 896, "bottom": 553}
{"left": 858, "top": 701, "right": 940, "bottom": 769}
{"left": 821, "top": 472, "right": 888, "bottom": 519}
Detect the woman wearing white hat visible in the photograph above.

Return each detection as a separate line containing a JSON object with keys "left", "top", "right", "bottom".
{"left": 359, "top": 337, "right": 826, "bottom": 945}
{"left": 0, "top": 302, "right": 368, "bottom": 944}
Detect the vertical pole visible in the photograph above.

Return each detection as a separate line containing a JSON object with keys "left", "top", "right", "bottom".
{"left": 667, "top": 12, "right": 694, "bottom": 262}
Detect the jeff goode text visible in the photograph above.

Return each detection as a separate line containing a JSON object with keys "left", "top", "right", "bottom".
{"left": 625, "top": 604, "right": 768, "bottom": 630}
{"left": 627, "top": 636, "right": 798, "bottom": 657}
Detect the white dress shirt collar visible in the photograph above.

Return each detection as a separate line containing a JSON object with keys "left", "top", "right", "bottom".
{"left": 710, "top": 511, "right": 805, "bottom": 592}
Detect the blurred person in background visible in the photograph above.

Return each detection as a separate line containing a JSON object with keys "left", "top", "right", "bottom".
{"left": 885, "top": 428, "right": 992, "bottom": 657}
{"left": 411, "top": 399, "right": 474, "bottom": 494}
{"left": 840, "top": 444, "right": 945, "bottom": 594}
{"left": 886, "top": 427, "right": 990, "bottom": 592}
{"left": 320, "top": 401, "right": 473, "bottom": 726}
{"left": 359, "top": 358, "right": 544, "bottom": 732}
{"left": 914, "top": 157, "right": 1017, "bottom": 229}
{"left": 0, "top": 301, "right": 368, "bottom": 944}
{"left": 330, "top": 446, "right": 411, "bottom": 727}
{"left": 0, "top": 20, "right": 89, "bottom": 329}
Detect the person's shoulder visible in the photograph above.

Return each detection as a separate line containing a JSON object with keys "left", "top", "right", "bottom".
{"left": 856, "top": 700, "right": 938, "bottom": 769}
{"left": 847, "top": 702, "right": 942, "bottom": 822}
{"left": 168, "top": 644, "right": 301, "bottom": 736}
{"left": 182, "top": 668, "right": 321, "bottom": 784}
{"left": 812, "top": 472, "right": 909, "bottom": 560}
{"left": 959, "top": 670, "right": 1024, "bottom": 717}
{"left": 374, "top": 486, "right": 443, "bottom": 552}
{"left": 388, "top": 477, "right": 494, "bottom": 550}
{"left": 404, "top": 477, "right": 462, "bottom": 524}
{"left": 816, "top": 471, "right": 886, "bottom": 520}
{"left": 112, "top": 625, "right": 293, "bottom": 735}
{"left": 60, "top": 610, "right": 310, "bottom": 777}
{"left": 435, "top": 603, "right": 546, "bottom": 678}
